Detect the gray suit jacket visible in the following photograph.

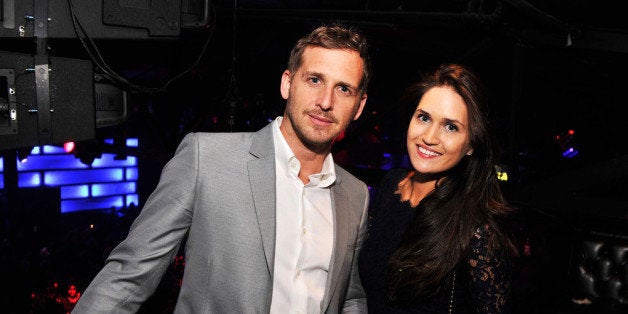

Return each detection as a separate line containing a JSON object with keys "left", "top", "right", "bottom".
{"left": 73, "top": 123, "right": 369, "bottom": 313}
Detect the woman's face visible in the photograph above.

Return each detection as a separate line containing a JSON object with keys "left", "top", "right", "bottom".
{"left": 406, "top": 86, "right": 474, "bottom": 176}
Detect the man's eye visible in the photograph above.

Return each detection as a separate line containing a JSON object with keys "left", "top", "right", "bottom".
{"left": 338, "top": 85, "right": 357, "bottom": 96}
{"left": 310, "top": 77, "right": 320, "bottom": 84}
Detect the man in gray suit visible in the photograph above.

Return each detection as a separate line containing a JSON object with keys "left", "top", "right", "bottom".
{"left": 73, "top": 23, "right": 371, "bottom": 313}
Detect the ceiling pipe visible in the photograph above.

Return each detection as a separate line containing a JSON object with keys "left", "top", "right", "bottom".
{"left": 214, "top": 5, "right": 504, "bottom": 30}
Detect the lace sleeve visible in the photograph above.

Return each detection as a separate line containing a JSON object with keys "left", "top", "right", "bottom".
{"left": 467, "top": 225, "right": 511, "bottom": 313}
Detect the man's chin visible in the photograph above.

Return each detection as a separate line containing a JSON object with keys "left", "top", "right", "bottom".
{"left": 302, "top": 136, "right": 334, "bottom": 153}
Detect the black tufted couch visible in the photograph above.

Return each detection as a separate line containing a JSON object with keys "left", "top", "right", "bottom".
{"left": 508, "top": 206, "right": 628, "bottom": 314}
{"left": 569, "top": 223, "right": 628, "bottom": 313}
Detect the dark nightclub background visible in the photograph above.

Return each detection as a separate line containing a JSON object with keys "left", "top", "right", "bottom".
{"left": 1, "top": 1, "right": 627, "bottom": 313}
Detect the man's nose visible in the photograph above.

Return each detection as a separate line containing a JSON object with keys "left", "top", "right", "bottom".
{"left": 316, "top": 86, "right": 334, "bottom": 111}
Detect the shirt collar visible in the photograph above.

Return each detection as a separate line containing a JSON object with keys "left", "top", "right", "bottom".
{"left": 272, "top": 117, "right": 336, "bottom": 187}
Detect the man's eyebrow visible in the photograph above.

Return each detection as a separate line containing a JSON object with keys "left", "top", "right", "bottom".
{"left": 336, "top": 80, "right": 358, "bottom": 90}
{"left": 303, "top": 70, "right": 324, "bottom": 79}
{"left": 303, "top": 70, "right": 358, "bottom": 92}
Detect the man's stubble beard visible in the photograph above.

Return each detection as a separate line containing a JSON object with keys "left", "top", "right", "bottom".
{"left": 285, "top": 107, "right": 338, "bottom": 155}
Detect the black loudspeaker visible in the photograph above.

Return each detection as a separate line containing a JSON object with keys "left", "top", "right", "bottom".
{"left": 0, "top": 0, "right": 211, "bottom": 39}
{"left": 0, "top": 51, "right": 95, "bottom": 150}
{"left": 0, "top": 0, "right": 211, "bottom": 151}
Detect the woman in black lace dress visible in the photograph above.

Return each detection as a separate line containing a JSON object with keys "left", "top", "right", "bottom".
{"left": 359, "top": 64, "right": 516, "bottom": 313}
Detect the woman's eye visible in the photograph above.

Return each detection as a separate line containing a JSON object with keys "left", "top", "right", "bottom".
{"left": 445, "top": 123, "right": 459, "bottom": 132}
{"left": 417, "top": 113, "right": 429, "bottom": 122}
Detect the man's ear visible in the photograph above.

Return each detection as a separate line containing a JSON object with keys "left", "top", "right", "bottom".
{"left": 352, "top": 94, "right": 367, "bottom": 121}
{"left": 280, "top": 70, "right": 291, "bottom": 100}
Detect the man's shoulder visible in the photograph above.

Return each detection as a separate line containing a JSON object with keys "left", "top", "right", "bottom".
{"left": 192, "top": 131, "right": 254, "bottom": 142}
{"left": 184, "top": 123, "right": 272, "bottom": 145}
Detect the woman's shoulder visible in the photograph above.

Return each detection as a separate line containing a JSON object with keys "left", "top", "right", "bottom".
{"left": 380, "top": 168, "right": 411, "bottom": 188}
{"left": 369, "top": 168, "right": 412, "bottom": 215}
{"left": 374, "top": 168, "right": 414, "bottom": 201}
{"left": 370, "top": 168, "right": 409, "bottom": 207}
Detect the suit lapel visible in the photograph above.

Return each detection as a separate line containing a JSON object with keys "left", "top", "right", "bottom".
{"left": 248, "top": 124, "right": 277, "bottom": 277}
{"left": 322, "top": 172, "right": 349, "bottom": 310}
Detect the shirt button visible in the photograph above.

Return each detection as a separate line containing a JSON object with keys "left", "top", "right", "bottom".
{"left": 297, "top": 269, "right": 302, "bottom": 277}
{"left": 302, "top": 228, "right": 307, "bottom": 235}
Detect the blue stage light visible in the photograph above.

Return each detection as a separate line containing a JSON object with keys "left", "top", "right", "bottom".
{"left": 126, "top": 138, "right": 139, "bottom": 147}
{"left": 61, "top": 195, "right": 124, "bottom": 213}
{"left": 44, "top": 168, "right": 124, "bottom": 186}
{"left": 91, "top": 154, "right": 137, "bottom": 168}
{"left": 562, "top": 147, "right": 579, "bottom": 158}
{"left": 5, "top": 138, "right": 140, "bottom": 213}
{"left": 126, "top": 168, "right": 139, "bottom": 180}
{"left": 126, "top": 194, "right": 139, "bottom": 207}
{"left": 61, "top": 185, "right": 90, "bottom": 198}
{"left": 92, "top": 182, "right": 136, "bottom": 197}
{"left": 43, "top": 145, "right": 67, "bottom": 154}
{"left": 18, "top": 172, "right": 42, "bottom": 187}
{"left": 17, "top": 155, "right": 88, "bottom": 171}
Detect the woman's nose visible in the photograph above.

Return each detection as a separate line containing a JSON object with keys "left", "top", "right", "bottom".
{"left": 422, "top": 125, "right": 440, "bottom": 145}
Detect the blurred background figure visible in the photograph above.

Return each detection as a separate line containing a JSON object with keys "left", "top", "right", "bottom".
{"left": 60, "top": 284, "right": 81, "bottom": 314}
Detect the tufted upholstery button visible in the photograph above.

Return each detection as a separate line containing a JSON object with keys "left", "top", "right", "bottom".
{"left": 574, "top": 238, "right": 628, "bottom": 305}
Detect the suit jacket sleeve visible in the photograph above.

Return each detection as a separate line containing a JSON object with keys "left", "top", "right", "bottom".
{"left": 73, "top": 134, "right": 199, "bottom": 313}
{"left": 342, "top": 182, "right": 369, "bottom": 313}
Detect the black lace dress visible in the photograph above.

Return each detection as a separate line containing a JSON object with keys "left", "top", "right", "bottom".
{"left": 358, "top": 168, "right": 511, "bottom": 313}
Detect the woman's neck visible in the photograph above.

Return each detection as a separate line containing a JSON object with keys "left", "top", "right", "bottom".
{"left": 396, "top": 170, "right": 441, "bottom": 207}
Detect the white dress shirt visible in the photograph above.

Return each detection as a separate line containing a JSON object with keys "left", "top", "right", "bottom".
{"left": 270, "top": 117, "right": 335, "bottom": 314}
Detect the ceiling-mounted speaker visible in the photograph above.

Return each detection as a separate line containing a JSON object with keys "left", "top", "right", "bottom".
{"left": 0, "top": 0, "right": 212, "bottom": 39}
{"left": 0, "top": 51, "right": 95, "bottom": 150}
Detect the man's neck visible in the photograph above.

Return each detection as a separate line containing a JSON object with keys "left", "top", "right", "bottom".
{"left": 295, "top": 151, "right": 328, "bottom": 184}
{"left": 279, "top": 121, "right": 330, "bottom": 184}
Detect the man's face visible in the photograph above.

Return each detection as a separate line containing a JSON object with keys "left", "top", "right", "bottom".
{"left": 280, "top": 46, "right": 367, "bottom": 152}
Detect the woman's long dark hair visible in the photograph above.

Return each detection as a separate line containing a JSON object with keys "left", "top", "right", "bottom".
{"left": 386, "top": 64, "right": 515, "bottom": 301}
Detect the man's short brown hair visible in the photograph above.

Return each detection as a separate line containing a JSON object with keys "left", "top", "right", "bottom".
{"left": 287, "top": 23, "right": 371, "bottom": 95}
